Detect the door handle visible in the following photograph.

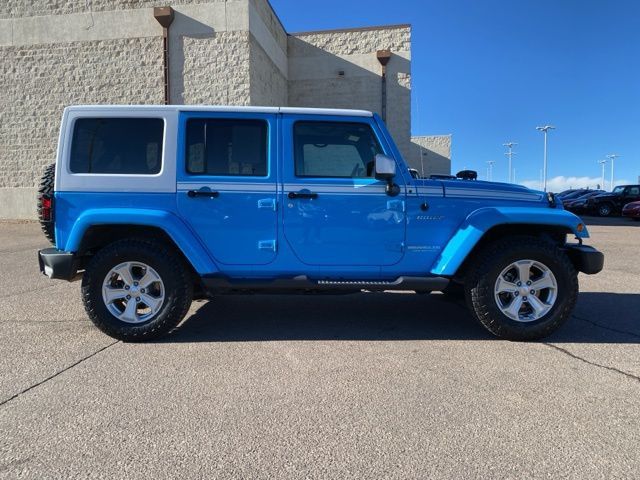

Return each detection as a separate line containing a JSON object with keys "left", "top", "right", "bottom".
{"left": 188, "top": 190, "right": 219, "bottom": 198}
{"left": 288, "top": 191, "right": 318, "bottom": 200}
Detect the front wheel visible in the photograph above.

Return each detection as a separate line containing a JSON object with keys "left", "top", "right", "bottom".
{"left": 464, "top": 236, "right": 578, "bottom": 341}
{"left": 81, "top": 239, "right": 193, "bottom": 341}
{"left": 597, "top": 203, "right": 613, "bottom": 217}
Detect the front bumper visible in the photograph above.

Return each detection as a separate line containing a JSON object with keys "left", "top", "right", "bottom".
{"left": 38, "top": 248, "right": 81, "bottom": 281}
{"left": 565, "top": 244, "right": 604, "bottom": 275}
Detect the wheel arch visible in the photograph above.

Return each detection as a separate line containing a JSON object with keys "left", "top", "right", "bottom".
{"left": 430, "top": 207, "right": 587, "bottom": 278}
{"left": 63, "top": 208, "right": 219, "bottom": 276}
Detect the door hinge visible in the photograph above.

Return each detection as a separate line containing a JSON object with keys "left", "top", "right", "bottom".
{"left": 258, "top": 198, "right": 277, "bottom": 211}
{"left": 258, "top": 240, "right": 277, "bottom": 252}
{"left": 386, "top": 200, "right": 406, "bottom": 212}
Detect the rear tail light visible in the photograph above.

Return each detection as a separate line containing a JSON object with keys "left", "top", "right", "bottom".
{"left": 40, "top": 194, "right": 53, "bottom": 222}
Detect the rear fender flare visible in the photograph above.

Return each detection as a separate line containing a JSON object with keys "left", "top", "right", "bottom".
{"left": 63, "top": 208, "right": 219, "bottom": 275}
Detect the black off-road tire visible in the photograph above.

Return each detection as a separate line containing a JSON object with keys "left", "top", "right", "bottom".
{"left": 464, "top": 236, "right": 578, "bottom": 341}
{"left": 81, "top": 238, "right": 193, "bottom": 341}
{"left": 37, "top": 163, "right": 56, "bottom": 245}
{"left": 597, "top": 203, "right": 613, "bottom": 217}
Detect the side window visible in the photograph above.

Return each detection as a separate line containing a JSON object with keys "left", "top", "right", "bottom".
{"left": 293, "top": 121, "right": 383, "bottom": 178}
{"left": 628, "top": 187, "right": 639, "bottom": 196}
{"left": 70, "top": 118, "right": 163, "bottom": 174}
{"left": 185, "top": 119, "right": 268, "bottom": 176}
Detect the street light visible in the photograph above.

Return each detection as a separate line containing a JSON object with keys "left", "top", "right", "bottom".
{"left": 606, "top": 154, "right": 620, "bottom": 190}
{"left": 486, "top": 160, "right": 495, "bottom": 181}
{"left": 536, "top": 125, "right": 555, "bottom": 192}
{"left": 598, "top": 159, "right": 607, "bottom": 189}
{"left": 503, "top": 142, "right": 517, "bottom": 183}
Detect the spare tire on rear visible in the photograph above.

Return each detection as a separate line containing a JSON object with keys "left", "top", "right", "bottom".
{"left": 37, "top": 163, "right": 56, "bottom": 245}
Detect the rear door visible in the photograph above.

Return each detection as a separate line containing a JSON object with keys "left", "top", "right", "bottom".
{"left": 280, "top": 115, "right": 406, "bottom": 266}
{"left": 176, "top": 112, "right": 278, "bottom": 265}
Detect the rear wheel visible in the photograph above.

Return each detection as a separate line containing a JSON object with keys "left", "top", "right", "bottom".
{"left": 81, "top": 238, "right": 193, "bottom": 341}
{"left": 464, "top": 236, "right": 578, "bottom": 341}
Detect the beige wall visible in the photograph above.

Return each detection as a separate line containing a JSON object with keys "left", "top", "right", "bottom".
{"left": 248, "top": 0, "right": 287, "bottom": 105}
{"left": 0, "top": 37, "right": 164, "bottom": 191}
{"left": 0, "top": 0, "right": 224, "bottom": 18}
{"left": 287, "top": 26, "right": 412, "bottom": 162}
{"left": 411, "top": 135, "right": 452, "bottom": 177}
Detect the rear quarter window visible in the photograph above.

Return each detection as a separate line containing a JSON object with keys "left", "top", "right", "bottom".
{"left": 69, "top": 118, "right": 164, "bottom": 174}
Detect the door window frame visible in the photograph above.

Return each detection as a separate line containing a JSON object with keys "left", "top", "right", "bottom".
{"left": 177, "top": 111, "right": 277, "bottom": 185}
{"left": 281, "top": 114, "right": 401, "bottom": 188}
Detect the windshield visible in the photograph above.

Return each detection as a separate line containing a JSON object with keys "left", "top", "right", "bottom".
{"left": 612, "top": 186, "right": 625, "bottom": 194}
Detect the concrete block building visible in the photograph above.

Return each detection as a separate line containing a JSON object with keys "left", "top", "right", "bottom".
{"left": 0, "top": 0, "right": 451, "bottom": 219}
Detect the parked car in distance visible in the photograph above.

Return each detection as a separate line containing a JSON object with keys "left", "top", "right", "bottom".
{"left": 557, "top": 189, "right": 585, "bottom": 198}
{"left": 586, "top": 185, "right": 640, "bottom": 217}
{"left": 557, "top": 189, "right": 591, "bottom": 202}
{"left": 563, "top": 190, "right": 605, "bottom": 213}
{"left": 622, "top": 201, "right": 640, "bottom": 220}
{"left": 37, "top": 105, "right": 604, "bottom": 342}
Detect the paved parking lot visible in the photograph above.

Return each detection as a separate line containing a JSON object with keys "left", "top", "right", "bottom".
{"left": 1, "top": 219, "right": 639, "bottom": 479}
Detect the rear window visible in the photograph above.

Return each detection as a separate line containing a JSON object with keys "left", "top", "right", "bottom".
{"left": 185, "top": 119, "right": 268, "bottom": 176}
{"left": 69, "top": 118, "right": 164, "bottom": 174}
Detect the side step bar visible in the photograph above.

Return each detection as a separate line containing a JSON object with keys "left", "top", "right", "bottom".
{"left": 202, "top": 275, "right": 449, "bottom": 294}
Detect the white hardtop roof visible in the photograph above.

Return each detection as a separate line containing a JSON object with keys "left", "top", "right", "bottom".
{"left": 65, "top": 105, "right": 374, "bottom": 117}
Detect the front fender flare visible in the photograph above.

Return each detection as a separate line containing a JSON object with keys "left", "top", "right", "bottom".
{"left": 64, "top": 208, "right": 219, "bottom": 275}
{"left": 430, "top": 207, "right": 588, "bottom": 276}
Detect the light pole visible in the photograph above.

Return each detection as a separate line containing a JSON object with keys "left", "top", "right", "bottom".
{"left": 486, "top": 161, "right": 495, "bottom": 181}
{"left": 536, "top": 125, "right": 555, "bottom": 192}
{"left": 598, "top": 159, "right": 607, "bottom": 189}
{"left": 503, "top": 142, "right": 517, "bottom": 183}
{"left": 606, "top": 154, "right": 620, "bottom": 190}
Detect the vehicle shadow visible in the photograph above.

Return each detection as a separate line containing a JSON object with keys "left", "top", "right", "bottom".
{"left": 581, "top": 215, "right": 639, "bottom": 227}
{"left": 159, "top": 291, "right": 640, "bottom": 344}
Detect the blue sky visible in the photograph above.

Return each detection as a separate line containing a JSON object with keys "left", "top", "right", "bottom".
{"left": 271, "top": 0, "right": 640, "bottom": 190}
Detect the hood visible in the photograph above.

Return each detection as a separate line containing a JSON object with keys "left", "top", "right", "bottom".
{"left": 592, "top": 192, "right": 618, "bottom": 200}
{"left": 415, "top": 179, "right": 546, "bottom": 203}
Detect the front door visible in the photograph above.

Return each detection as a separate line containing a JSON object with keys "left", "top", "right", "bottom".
{"left": 281, "top": 116, "right": 406, "bottom": 267}
{"left": 177, "top": 112, "right": 278, "bottom": 266}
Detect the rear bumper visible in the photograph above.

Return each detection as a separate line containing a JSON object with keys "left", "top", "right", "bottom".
{"left": 565, "top": 244, "right": 604, "bottom": 275}
{"left": 38, "top": 248, "right": 81, "bottom": 281}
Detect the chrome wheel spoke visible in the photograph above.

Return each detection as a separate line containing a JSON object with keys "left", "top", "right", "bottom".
{"left": 531, "top": 274, "right": 555, "bottom": 291}
{"left": 103, "top": 287, "right": 128, "bottom": 304}
{"left": 516, "top": 261, "right": 532, "bottom": 284}
{"left": 527, "top": 295, "right": 548, "bottom": 317}
{"left": 496, "top": 277, "right": 518, "bottom": 294}
{"left": 113, "top": 264, "right": 135, "bottom": 287}
{"left": 139, "top": 269, "right": 161, "bottom": 289}
{"left": 119, "top": 298, "right": 139, "bottom": 323}
{"left": 504, "top": 296, "right": 524, "bottom": 319}
{"left": 140, "top": 293, "right": 163, "bottom": 312}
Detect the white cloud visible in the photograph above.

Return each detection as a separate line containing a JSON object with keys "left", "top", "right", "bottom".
{"left": 519, "top": 176, "right": 630, "bottom": 193}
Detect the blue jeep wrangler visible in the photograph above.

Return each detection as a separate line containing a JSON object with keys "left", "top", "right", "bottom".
{"left": 37, "top": 106, "right": 603, "bottom": 341}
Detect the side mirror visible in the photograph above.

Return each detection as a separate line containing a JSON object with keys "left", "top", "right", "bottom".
{"left": 374, "top": 154, "right": 400, "bottom": 197}
{"left": 374, "top": 154, "right": 396, "bottom": 180}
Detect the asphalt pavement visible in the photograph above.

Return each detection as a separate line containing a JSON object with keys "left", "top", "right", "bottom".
{"left": 1, "top": 219, "right": 639, "bottom": 479}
